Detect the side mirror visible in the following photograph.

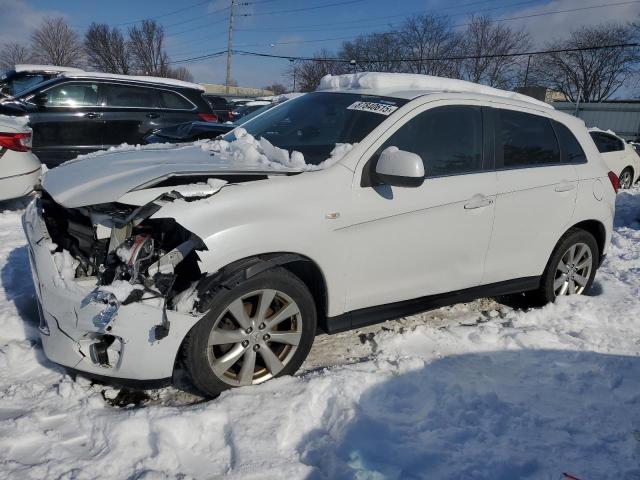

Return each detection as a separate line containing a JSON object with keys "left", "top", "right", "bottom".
{"left": 31, "top": 92, "right": 48, "bottom": 108}
{"left": 375, "top": 147, "right": 425, "bottom": 188}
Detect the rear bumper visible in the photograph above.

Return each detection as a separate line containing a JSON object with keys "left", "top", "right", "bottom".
{"left": 22, "top": 198, "right": 204, "bottom": 381}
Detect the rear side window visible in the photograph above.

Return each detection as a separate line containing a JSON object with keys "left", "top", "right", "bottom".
{"left": 589, "top": 132, "right": 624, "bottom": 153}
{"left": 159, "top": 90, "right": 194, "bottom": 110}
{"left": 497, "top": 109, "right": 559, "bottom": 168}
{"left": 103, "top": 83, "right": 159, "bottom": 108}
{"left": 44, "top": 82, "right": 99, "bottom": 107}
{"left": 376, "top": 105, "right": 484, "bottom": 177}
{"left": 553, "top": 121, "right": 587, "bottom": 164}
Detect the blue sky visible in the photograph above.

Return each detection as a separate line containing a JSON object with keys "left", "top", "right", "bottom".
{"left": 3, "top": 0, "right": 640, "bottom": 88}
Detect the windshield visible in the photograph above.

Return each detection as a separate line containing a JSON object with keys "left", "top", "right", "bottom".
{"left": 224, "top": 92, "right": 408, "bottom": 165}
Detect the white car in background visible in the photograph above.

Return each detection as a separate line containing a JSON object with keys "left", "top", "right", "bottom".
{"left": 589, "top": 128, "right": 640, "bottom": 189}
{"left": 24, "top": 72, "right": 616, "bottom": 397}
{"left": 0, "top": 115, "right": 41, "bottom": 201}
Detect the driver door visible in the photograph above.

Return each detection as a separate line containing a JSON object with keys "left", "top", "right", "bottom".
{"left": 29, "top": 81, "right": 105, "bottom": 166}
{"left": 343, "top": 103, "right": 497, "bottom": 313}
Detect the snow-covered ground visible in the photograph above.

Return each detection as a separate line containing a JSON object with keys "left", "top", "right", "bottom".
{"left": 1, "top": 189, "right": 639, "bottom": 479}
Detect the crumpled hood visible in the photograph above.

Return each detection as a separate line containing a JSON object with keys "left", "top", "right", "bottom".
{"left": 41, "top": 144, "right": 302, "bottom": 208}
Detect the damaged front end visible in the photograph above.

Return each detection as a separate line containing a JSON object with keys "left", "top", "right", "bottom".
{"left": 41, "top": 190, "right": 207, "bottom": 339}
{"left": 21, "top": 188, "right": 218, "bottom": 381}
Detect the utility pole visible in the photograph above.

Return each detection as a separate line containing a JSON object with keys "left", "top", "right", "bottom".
{"left": 225, "top": 0, "right": 236, "bottom": 95}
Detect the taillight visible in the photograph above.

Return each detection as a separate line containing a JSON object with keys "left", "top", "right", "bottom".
{"left": 198, "top": 113, "right": 218, "bottom": 122}
{"left": 608, "top": 171, "right": 619, "bottom": 193}
{"left": 0, "top": 132, "right": 31, "bottom": 152}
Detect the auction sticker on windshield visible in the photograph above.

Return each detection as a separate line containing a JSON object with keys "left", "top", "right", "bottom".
{"left": 347, "top": 101, "right": 398, "bottom": 116}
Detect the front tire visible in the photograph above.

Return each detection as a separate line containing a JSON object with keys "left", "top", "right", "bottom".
{"left": 183, "top": 267, "right": 317, "bottom": 397}
{"left": 536, "top": 228, "right": 599, "bottom": 304}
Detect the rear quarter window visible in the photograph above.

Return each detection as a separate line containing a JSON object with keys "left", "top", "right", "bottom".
{"left": 497, "top": 109, "right": 560, "bottom": 168}
{"left": 553, "top": 121, "right": 587, "bottom": 164}
{"left": 159, "top": 90, "right": 195, "bottom": 110}
{"left": 589, "top": 132, "right": 624, "bottom": 153}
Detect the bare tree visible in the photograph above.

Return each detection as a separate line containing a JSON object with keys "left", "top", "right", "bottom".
{"left": 128, "top": 20, "right": 169, "bottom": 76}
{"left": 165, "top": 65, "right": 194, "bottom": 82}
{"left": 533, "top": 23, "right": 638, "bottom": 102}
{"left": 84, "top": 23, "right": 131, "bottom": 74}
{"left": 290, "top": 49, "right": 346, "bottom": 92}
{"left": 0, "top": 42, "right": 34, "bottom": 70}
{"left": 339, "top": 32, "right": 404, "bottom": 73}
{"left": 398, "top": 14, "right": 460, "bottom": 77}
{"left": 31, "top": 17, "right": 84, "bottom": 67}
{"left": 457, "top": 15, "right": 530, "bottom": 88}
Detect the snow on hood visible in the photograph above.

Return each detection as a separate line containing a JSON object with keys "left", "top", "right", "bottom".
{"left": 319, "top": 72, "right": 552, "bottom": 109}
{"left": 42, "top": 128, "right": 354, "bottom": 208}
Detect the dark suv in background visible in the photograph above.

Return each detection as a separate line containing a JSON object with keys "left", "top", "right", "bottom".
{"left": 0, "top": 72, "right": 216, "bottom": 167}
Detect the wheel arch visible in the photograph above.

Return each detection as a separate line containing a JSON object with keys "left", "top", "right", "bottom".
{"left": 196, "top": 252, "right": 330, "bottom": 329}
{"left": 566, "top": 219, "right": 607, "bottom": 261}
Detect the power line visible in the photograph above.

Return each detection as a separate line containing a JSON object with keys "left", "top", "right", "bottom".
{"left": 168, "top": 0, "right": 536, "bottom": 57}
{"left": 232, "top": 43, "right": 640, "bottom": 63}
{"left": 247, "top": 0, "right": 368, "bottom": 16}
{"left": 234, "top": 0, "right": 512, "bottom": 32}
{"left": 163, "top": 4, "right": 231, "bottom": 30}
{"left": 113, "top": 0, "right": 213, "bottom": 27}
{"left": 234, "top": 0, "right": 640, "bottom": 48}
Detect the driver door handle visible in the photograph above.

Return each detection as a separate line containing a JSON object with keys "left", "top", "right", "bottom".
{"left": 146, "top": 113, "right": 160, "bottom": 119}
{"left": 84, "top": 112, "right": 102, "bottom": 119}
{"left": 464, "top": 194, "right": 494, "bottom": 210}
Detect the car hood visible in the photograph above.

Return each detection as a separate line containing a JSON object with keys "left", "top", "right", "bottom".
{"left": 42, "top": 144, "right": 302, "bottom": 208}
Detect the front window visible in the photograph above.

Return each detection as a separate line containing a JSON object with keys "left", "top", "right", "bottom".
{"left": 225, "top": 92, "right": 408, "bottom": 165}
{"left": 44, "top": 82, "right": 100, "bottom": 107}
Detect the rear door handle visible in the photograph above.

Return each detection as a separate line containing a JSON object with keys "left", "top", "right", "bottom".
{"left": 554, "top": 181, "right": 576, "bottom": 193}
{"left": 464, "top": 194, "right": 494, "bottom": 210}
{"left": 146, "top": 113, "right": 160, "bottom": 119}
{"left": 84, "top": 112, "right": 102, "bottom": 119}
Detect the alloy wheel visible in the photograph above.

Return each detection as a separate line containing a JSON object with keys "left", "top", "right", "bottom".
{"left": 553, "top": 242, "right": 593, "bottom": 297}
{"left": 206, "top": 289, "right": 303, "bottom": 386}
{"left": 619, "top": 170, "right": 633, "bottom": 189}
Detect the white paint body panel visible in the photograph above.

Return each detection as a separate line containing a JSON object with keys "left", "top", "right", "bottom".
{"left": 0, "top": 116, "right": 41, "bottom": 201}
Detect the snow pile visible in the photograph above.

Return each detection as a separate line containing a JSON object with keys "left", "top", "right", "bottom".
{"left": 200, "top": 127, "right": 354, "bottom": 171}
{"left": 319, "top": 72, "right": 552, "bottom": 109}
{"left": 1, "top": 189, "right": 640, "bottom": 478}
{"left": 201, "top": 127, "right": 306, "bottom": 169}
{"left": 51, "top": 249, "right": 83, "bottom": 292}
{"left": 99, "top": 279, "right": 143, "bottom": 303}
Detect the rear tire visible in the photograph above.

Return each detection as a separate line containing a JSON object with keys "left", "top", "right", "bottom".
{"left": 535, "top": 228, "right": 599, "bottom": 304}
{"left": 619, "top": 167, "right": 633, "bottom": 189}
{"left": 183, "top": 267, "right": 317, "bottom": 397}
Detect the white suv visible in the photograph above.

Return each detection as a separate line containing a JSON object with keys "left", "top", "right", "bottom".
{"left": 23, "top": 73, "right": 616, "bottom": 396}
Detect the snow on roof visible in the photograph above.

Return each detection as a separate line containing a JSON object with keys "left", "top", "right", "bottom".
{"left": 318, "top": 72, "right": 552, "bottom": 109}
{"left": 60, "top": 71, "right": 205, "bottom": 91}
{"left": 14, "top": 64, "right": 85, "bottom": 73}
{"left": 588, "top": 126, "right": 620, "bottom": 137}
